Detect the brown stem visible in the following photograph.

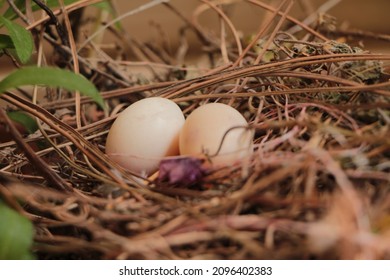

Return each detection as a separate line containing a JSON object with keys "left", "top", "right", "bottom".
{"left": 0, "top": 108, "right": 72, "bottom": 192}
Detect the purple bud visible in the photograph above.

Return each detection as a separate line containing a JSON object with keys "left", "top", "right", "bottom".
{"left": 158, "top": 157, "right": 205, "bottom": 185}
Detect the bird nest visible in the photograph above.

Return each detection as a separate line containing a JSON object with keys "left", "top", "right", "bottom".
{"left": 1, "top": 0, "right": 390, "bottom": 260}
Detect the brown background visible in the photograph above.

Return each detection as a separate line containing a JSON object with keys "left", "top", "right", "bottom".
{"left": 1, "top": 0, "right": 390, "bottom": 78}
{"left": 111, "top": 0, "right": 390, "bottom": 52}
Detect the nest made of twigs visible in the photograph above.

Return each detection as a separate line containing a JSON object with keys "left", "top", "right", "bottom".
{"left": 0, "top": 0, "right": 390, "bottom": 260}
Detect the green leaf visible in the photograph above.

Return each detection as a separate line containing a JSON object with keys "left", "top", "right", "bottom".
{"left": 7, "top": 111, "right": 38, "bottom": 134}
{"left": 0, "top": 66, "right": 105, "bottom": 108}
{"left": 0, "top": 34, "right": 14, "bottom": 49}
{"left": 93, "top": 1, "right": 113, "bottom": 12}
{"left": 0, "top": 16, "right": 33, "bottom": 63}
{"left": 0, "top": 202, "right": 34, "bottom": 260}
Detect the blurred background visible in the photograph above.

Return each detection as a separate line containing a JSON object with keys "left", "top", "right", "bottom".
{"left": 110, "top": 0, "right": 390, "bottom": 52}
{"left": 1, "top": 0, "right": 390, "bottom": 77}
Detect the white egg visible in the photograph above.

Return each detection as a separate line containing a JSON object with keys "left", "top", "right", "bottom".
{"left": 179, "top": 103, "right": 253, "bottom": 168}
{"left": 105, "top": 97, "right": 185, "bottom": 176}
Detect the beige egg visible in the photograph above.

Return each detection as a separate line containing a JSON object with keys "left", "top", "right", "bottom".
{"left": 105, "top": 97, "right": 185, "bottom": 176}
{"left": 179, "top": 103, "right": 253, "bottom": 168}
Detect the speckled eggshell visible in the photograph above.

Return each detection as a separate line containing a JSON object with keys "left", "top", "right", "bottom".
{"left": 105, "top": 97, "right": 185, "bottom": 176}
{"left": 179, "top": 103, "right": 253, "bottom": 168}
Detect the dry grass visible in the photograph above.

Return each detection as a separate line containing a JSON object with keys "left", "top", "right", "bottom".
{"left": 0, "top": 0, "right": 389, "bottom": 259}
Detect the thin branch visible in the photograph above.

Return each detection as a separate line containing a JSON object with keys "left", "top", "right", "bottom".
{"left": 0, "top": 108, "right": 73, "bottom": 192}
{"left": 32, "top": 0, "right": 69, "bottom": 46}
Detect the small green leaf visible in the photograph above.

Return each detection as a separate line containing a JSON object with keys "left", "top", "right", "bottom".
{"left": 0, "top": 66, "right": 105, "bottom": 108}
{"left": 0, "top": 34, "right": 14, "bottom": 49}
{"left": 7, "top": 111, "right": 38, "bottom": 134}
{"left": 93, "top": 1, "right": 113, "bottom": 12}
{"left": 0, "top": 202, "right": 34, "bottom": 260}
{"left": 0, "top": 16, "right": 33, "bottom": 63}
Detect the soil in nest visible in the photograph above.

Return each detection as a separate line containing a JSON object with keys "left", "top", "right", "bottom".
{"left": 0, "top": 0, "right": 390, "bottom": 260}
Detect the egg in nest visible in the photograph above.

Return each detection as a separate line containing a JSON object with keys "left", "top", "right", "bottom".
{"left": 105, "top": 97, "right": 185, "bottom": 177}
{"left": 179, "top": 103, "right": 253, "bottom": 168}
